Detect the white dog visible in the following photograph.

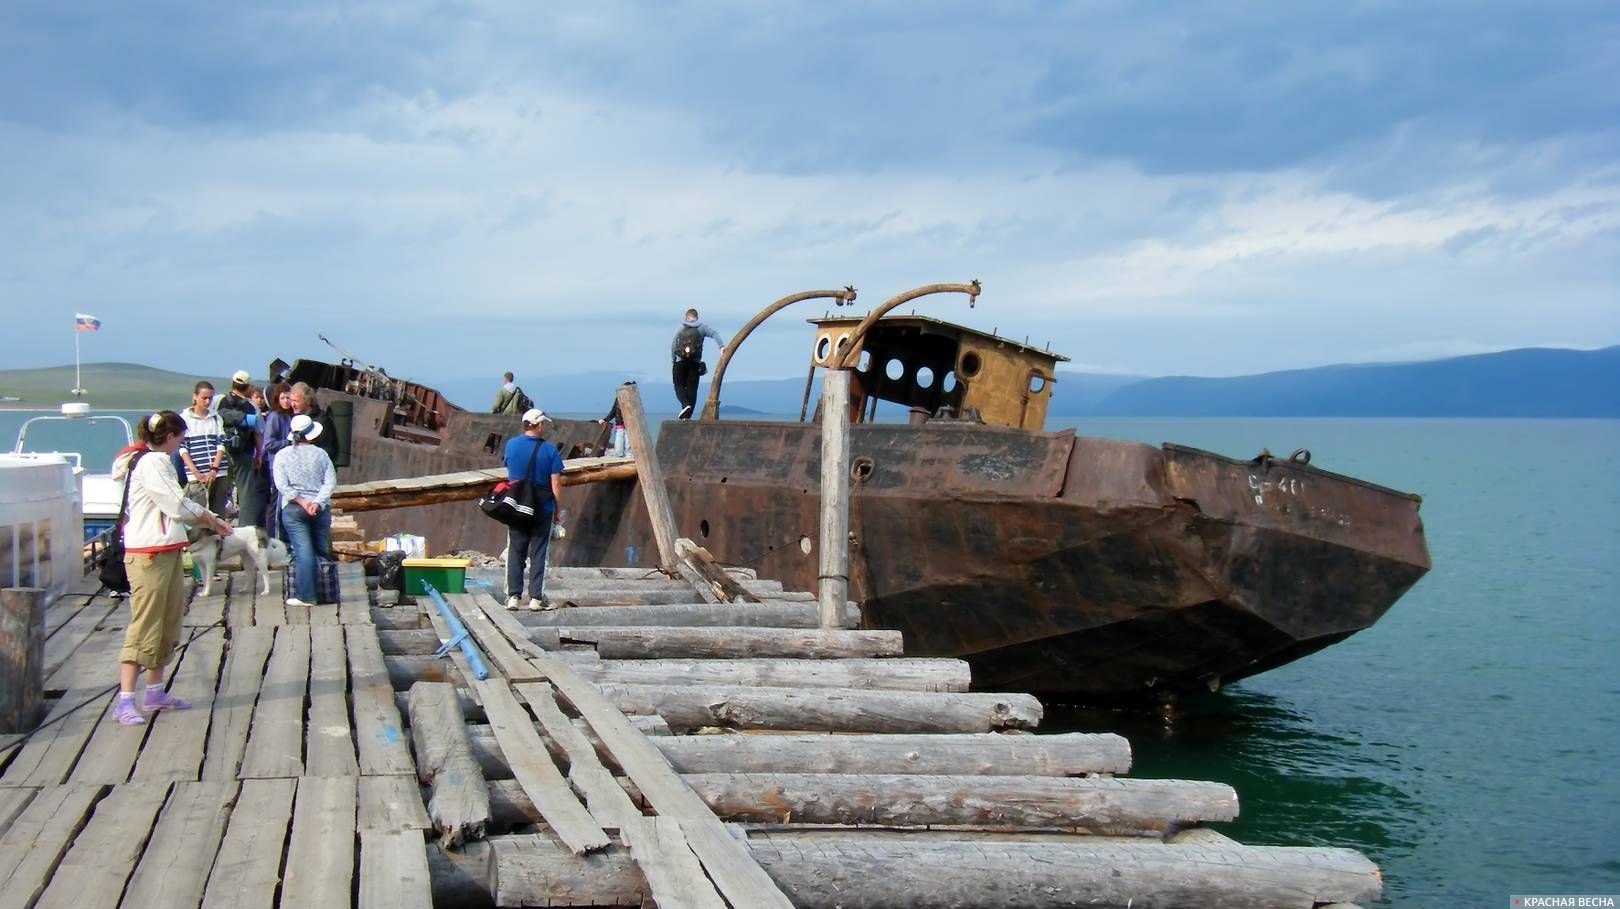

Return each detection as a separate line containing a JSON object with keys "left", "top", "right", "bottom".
{"left": 190, "top": 526, "right": 291, "bottom": 596}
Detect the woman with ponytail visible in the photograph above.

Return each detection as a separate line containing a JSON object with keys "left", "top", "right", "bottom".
{"left": 108, "top": 410, "right": 233, "bottom": 725}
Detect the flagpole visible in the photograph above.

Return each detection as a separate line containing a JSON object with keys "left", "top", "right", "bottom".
{"left": 74, "top": 321, "right": 82, "bottom": 397}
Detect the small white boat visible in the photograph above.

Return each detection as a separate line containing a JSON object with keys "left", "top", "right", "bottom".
{"left": 2, "top": 402, "right": 132, "bottom": 604}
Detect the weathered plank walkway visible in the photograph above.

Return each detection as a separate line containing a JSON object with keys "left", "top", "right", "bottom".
{"left": 1, "top": 558, "right": 1383, "bottom": 908}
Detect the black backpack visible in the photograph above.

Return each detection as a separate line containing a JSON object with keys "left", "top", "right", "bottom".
{"left": 513, "top": 386, "right": 534, "bottom": 413}
{"left": 674, "top": 324, "right": 704, "bottom": 361}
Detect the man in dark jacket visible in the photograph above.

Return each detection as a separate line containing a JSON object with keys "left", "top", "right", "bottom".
{"left": 216, "top": 369, "right": 263, "bottom": 525}
{"left": 290, "top": 382, "right": 341, "bottom": 465}
{"left": 671, "top": 308, "right": 724, "bottom": 420}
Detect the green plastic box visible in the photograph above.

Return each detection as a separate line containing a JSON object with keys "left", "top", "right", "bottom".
{"left": 401, "top": 557, "right": 470, "bottom": 597}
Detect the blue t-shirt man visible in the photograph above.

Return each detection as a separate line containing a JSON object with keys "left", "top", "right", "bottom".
{"left": 501, "top": 410, "right": 564, "bottom": 611}
{"left": 503, "top": 434, "right": 565, "bottom": 515}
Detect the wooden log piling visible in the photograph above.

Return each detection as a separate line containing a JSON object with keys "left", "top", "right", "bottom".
{"left": 0, "top": 587, "right": 46, "bottom": 733}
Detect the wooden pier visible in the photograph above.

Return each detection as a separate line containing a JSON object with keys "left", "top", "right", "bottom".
{"left": 0, "top": 555, "right": 1383, "bottom": 909}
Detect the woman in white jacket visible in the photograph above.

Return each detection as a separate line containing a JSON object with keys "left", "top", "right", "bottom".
{"left": 109, "top": 411, "right": 232, "bottom": 725}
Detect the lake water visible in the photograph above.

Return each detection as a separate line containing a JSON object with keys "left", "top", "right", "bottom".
{"left": 4, "top": 408, "right": 1615, "bottom": 905}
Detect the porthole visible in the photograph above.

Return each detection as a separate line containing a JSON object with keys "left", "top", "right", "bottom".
{"left": 916, "top": 366, "right": 935, "bottom": 388}
{"left": 857, "top": 350, "right": 873, "bottom": 372}
{"left": 700, "top": 519, "right": 711, "bottom": 538}
{"left": 942, "top": 371, "right": 958, "bottom": 392}
{"left": 885, "top": 358, "right": 905, "bottom": 381}
{"left": 1029, "top": 373, "right": 1047, "bottom": 394}
{"left": 959, "top": 351, "right": 983, "bottom": 378}
{"left": 815, "top": 336, "right": 832, "bottom": 363}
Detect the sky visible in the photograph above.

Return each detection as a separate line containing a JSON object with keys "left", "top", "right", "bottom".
{"left": 1, "top": 0, "right": 1617, "bottom": 388}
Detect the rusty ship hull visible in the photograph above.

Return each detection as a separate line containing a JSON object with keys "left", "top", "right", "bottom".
{"left": 314, "top": 364, "right": 1429, "bottom": 699}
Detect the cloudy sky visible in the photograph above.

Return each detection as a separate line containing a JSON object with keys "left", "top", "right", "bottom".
{"left": 2, "top": 1, "right": 1617, "bottom": 387}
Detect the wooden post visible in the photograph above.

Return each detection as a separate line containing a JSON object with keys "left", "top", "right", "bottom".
{"left": 616, "top": 382, "right": 680, "bottom": 573}
{"left": 0, "top": 587, "right": 46, "bottom": 733}
{"left": 817, "top": 369, "right": 852, "bottom": 628}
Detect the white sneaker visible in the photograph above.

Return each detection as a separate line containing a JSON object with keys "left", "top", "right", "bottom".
{"left": 285, "top": 597, "right": 311, "bottom": 607}
{"left": 506, "top": 596, "right": 523, "bottom": 610}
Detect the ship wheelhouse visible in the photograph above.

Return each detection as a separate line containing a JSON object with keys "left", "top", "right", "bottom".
{"left": 801, "top": 315, "right": 1069, "bottom": 430}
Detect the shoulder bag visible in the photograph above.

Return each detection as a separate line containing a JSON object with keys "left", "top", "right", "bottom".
{"left": 99, "top": 449, "right": 150, "bottom": 594}
{"left": 478, "top": 438, "right": 554, "bottom": 528}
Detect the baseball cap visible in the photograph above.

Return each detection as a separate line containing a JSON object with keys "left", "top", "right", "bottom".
{"left": 521, "top": 408, "right": 552, "bottom": 425}
{"left": 288, "top": 413, "right": 325, "bottom": 442}
{"left": 230, "top": 369, "right": 252, "bottom": 387}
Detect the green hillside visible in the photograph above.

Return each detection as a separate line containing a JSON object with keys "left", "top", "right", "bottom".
{"left": 0, "top": 363, "right": 229, "bottom": 410}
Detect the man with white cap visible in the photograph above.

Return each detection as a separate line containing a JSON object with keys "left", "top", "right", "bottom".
{"left": 216, "top": 369, "right": 262, "bottom": 526}
{"left": 272, "top": 413, "right": 336, "bottom": 607}
{"left": 503, "top": 408, "right": 565, "bottom": 609}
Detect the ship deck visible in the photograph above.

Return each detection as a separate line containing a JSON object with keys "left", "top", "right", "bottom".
{"left": 0, "top": 560, "right": 1384, "bottom": 908}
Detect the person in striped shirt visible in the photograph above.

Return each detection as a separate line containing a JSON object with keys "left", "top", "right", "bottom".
{"left": 179, "top": 381, "right": 232, "bottom": 516}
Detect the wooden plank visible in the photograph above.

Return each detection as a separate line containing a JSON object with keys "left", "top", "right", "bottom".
{"left": 423, "top": 603, "right": 483, "bottom": 704}
{"left": 357, "top": 775, "right": 430, "bottom": 834}
{"left": 617, "top": 383, "right": 680, "bottom": 571}
{"left": 1, "top": 588, "right": 47, "bottom": 734}
{"left": 621, "top": 816, "right": 728, "bottom": 909}
{"left": 472, "top": 678, "right": 608, "bottom": 855}
{"left": 283, "top": 603, "right": 309, "bottom": 625}
{"left": 817, "top": 368, "right": 852, "bottom": 626}
{"left": 305, "top": 625, "right": 359, "bottom": 778}
{"left": 1, "top": 685, "right": 112, "bottom": 786}
{"left": 199, "top": 778, "right": 294, "bottom": 909}
{"left": 34, "top": 780, "right": 170, "bottom": 909}
{"left": 407, "top": 682, "right": 490, "bottom": 848}
{"left": 0, "top": 784, "right": 102, "bottom": 909}
{"left": 512, "top": 682, "right": 638, "bottom": 832}
{"left": 200, "top": 625, "right": 273, "bottom": 781}
{"left": 133, "top": 626, "right": 227, "bottom": 782}
{"left": 507, "top": 647, "right": 793, "bottom": 906}
{"left": 279, "top": 776, "right": 357, "bottom": 909}
{"left": 581, "top": 656, "right": 972, "bottom": 692}
{"left": 239, "top": 625, "right": 310, "bottom": 779}
{"left": 337, "top": 564, "right": 370, "bottom": 625}
{"left": 358, "top": 831, "right": 433, "bottom": 909}
{"left": 553, "top": 626, "right": 904, "bottom": 659}
{"left": 120, "top": 780, "right": 237, "bottom": 909}
{"left": 0, "top": 787, "right": 35, "bottom": 833}
{"left": 40, "top": 600, "right": 117, "bottom": 681}
{"left": 226, "top": 576, "right": 254, "bottom": 629}
{"left": 346, "top": 624, "right": 414, "bottom": 776}
{"left": 255, "top": 573, "right": 286, "bottom": 626}
{"left": 184, "top": 590, "right": 226, "bottom": 628}
{"left": 449, "top": 593, "right": 542, "bottom": 681}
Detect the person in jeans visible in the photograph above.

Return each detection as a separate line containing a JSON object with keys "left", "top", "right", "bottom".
{"left": 260, "top": 382, "right": 296, "bottom": 538}
{"left": 272, "top": 413, "right": 336, "bottom": 607}
{"left": 504, "top": 408, "right": 564, "bottom": 610}
{"left": 109, "top": 411, "right": 233, "bottom": 724}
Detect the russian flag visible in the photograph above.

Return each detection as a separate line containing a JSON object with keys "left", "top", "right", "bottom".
{"left": 74, "top": 312, "right": 101, "bottom": 331}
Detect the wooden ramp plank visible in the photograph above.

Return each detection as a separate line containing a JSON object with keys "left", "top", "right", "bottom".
{"left": 306, "top": 625, "right": 359, "bottom": 778}
{"left": 1, "top": 686, "right": 113, "bottom": 787}
{"left": 279, "top": 776, "right": 357, "bottom": 909}
{"left": 358, "top": 831, "right": 432, "bottom": 909}
{"left": 357, "top": 775, "right": 430, "bottom": 834}
{"left": 44, "top": 624, "right": 120, "bottom": 692}
{"left": 239, "top": 626, "right": 310, "bottom": 780}
{"left": 450, "top": 593, "right": 543, "bottom": 681}
{"left": 121, "top": 780, "right": 237, "bottom": 909}
{"left": 200, "top": 626, "right": 273, "bottom": 781}
{"left": 255, "top": 573, "right": 286, "bottom": 626}
{"left": 346, "top": 624, "right": 415, "bottom": 776}
{"left": 515, "top": 682, "right": 728, "bottom": 909}
{"left": 133, "top": 626, "right": 227, "bottom": 782}
{"left": 473, "top": 679, "right": 609, "bottom": 855}
{"left": 200, "top": 778, "right": 294, "bottom": 909}
{"left": 34, "top": 780, "right": 170, "bottom": 909}
{"left": 0, "top": 784, "right": 102, "bottom": 909}
{"left": 473, "top": 597, "right": 792, "bottom": 909}
{"left": 337, "top": 565, "right": 370, "bottom": 625}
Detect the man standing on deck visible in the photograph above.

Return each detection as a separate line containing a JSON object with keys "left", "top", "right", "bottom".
{"left": 503, "top": 409, "right": 564, "bottom": 611}
{"left": 215, "top": 370, "right": 262, "bottom": 526}
{"left": 491, "top": 372, "right": 531, "bottom": 415}
{"left": 671, "top": 308, "right": 725, "bottom": 420}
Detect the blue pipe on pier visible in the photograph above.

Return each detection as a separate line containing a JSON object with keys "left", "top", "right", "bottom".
{"left": 422, "top": 581, "right": 491, "bottom": 681}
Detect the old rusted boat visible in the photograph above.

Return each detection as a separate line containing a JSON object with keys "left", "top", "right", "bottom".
{"left": 280, "top": 295, "right": 1430, "bottom": 701}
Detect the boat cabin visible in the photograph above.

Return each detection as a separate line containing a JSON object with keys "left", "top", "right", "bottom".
{"left": 803, "top": 315, "right": 1069, "bottom": 430}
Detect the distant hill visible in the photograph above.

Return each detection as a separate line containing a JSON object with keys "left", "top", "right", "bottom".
{"left": 1089, "top": 346, "right": 1620, "bottom": 417}
{"left": 11, "top": 347, "right": 1616, "bottom": 417}
{"left": 0, "top": 363, "right": 228, "bottom": 410}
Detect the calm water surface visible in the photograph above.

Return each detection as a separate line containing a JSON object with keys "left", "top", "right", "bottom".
{"left": 5, "top": 410, "right": 1615, "bottom": 905}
